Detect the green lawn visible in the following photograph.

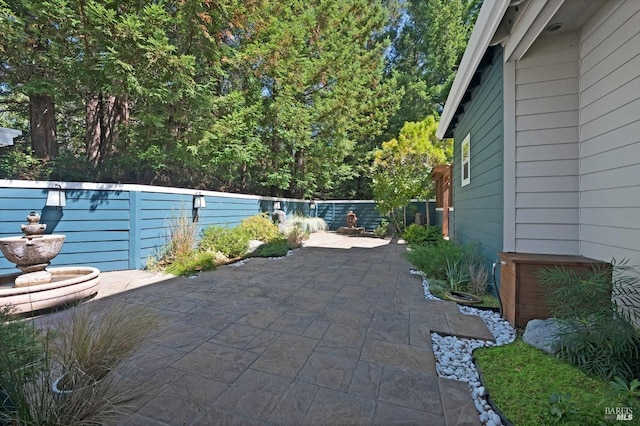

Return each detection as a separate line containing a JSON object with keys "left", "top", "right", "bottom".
{"left": 474, "top": 339, "right": 611, "bottom": 425}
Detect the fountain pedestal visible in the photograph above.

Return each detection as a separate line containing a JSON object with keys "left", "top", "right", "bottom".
{"left": 0, "top": 212, "right": 100, "bottom": 314}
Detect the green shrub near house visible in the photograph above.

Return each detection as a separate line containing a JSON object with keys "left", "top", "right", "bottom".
{"left": 402, "top": 224, "right": 442, "bottom": 246}
{"left": 199, "top": 225, "right": 251, "bottom": 259}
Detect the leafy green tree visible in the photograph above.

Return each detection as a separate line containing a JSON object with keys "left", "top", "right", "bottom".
{"left": 0, "top": 0, "right": 69, "bottom": 159}
{"left": 372, "top": 115, "right": 451, "bottom": 227}
{"left": 384, "top": 0, "right": 480, "bottom": 139}
{"left": 241, "top": 0, "right": 400, "bottom": 198}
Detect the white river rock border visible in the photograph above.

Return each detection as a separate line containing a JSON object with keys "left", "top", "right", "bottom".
{"left": 410, "top": 270, "right": 517, "bottom": 426}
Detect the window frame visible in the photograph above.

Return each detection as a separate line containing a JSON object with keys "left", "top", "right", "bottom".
{"left": 461, "top": 133, "right": 471, "bottom": 187}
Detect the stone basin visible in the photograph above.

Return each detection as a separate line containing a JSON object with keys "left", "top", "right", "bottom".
{"left": 0, "top": 267, "right": 100, "bottom": 314}
{"left": 0, "top": 235, "right": 65, "bottom": 273}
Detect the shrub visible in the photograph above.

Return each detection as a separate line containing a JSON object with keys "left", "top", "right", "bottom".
{"left": 539, "top": 261, "right": 640, "bottom": 381}
{"left": 0, "top": 307, "right": 46, "bottom": 385}
{"left": 405, "top": 240, "right": 464, "bottom": 280}
{"left": 239, "top": 213, "right": 282, "bottom": 242}
{"left": 374, "top": 218, "right": 390, "bottom": 237}
{"left": 246, "top": 239, "right": 295, "bottom": 258}
{"left": 166, "top": 251, "right": 217, "bottom": 276}
{"left": 402, "top": 224, "right": 442, "bottom": 246}
{"left": 200, "top": 225, "right": 250, "bottom": 259}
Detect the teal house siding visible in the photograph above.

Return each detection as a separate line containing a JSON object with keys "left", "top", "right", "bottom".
{"left": 452, "top": 47, "right": 504, "bottom": 266}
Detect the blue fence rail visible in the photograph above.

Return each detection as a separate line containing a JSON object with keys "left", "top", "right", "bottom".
{"left": 0, "top": 180, "right": 436, "bottom": 275}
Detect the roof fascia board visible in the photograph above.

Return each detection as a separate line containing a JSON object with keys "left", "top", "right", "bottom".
{"left": 504, "top": 0, "right": 566, "bottom": 61}
{"left": 436, "top": 0, "right": 510, "bottom": 140}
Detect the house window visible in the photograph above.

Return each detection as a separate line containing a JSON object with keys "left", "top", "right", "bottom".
{"left": 461, "top": 133, "right": 470, "bottom": 187}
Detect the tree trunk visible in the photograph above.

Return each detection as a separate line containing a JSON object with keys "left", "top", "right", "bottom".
{"left": 29, "top": 94, "right": 57, "bottom": 160}
{"left": 85, "top": 94, "right": 102, "bottom": 165}
{"left": 86, "top": 93, "right": 129, "bottom": 166}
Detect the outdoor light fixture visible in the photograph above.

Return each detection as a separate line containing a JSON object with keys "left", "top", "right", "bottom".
{"left": 309, "top": 201, "right": 316, "bottom": 210}
{"left": 273, "top": 201, "right": 281, "bottom": 210}
{"left": 193, "top": 192, "right": 206, "bottom": 209}
{"left": 45, "top": 184, "right": 66, "bottom": 208}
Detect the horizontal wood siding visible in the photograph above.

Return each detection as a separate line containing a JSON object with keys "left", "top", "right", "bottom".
{"left": 579, "top": 0, "right": 640, "bottom": 266}
{"left": 452, "top": 47, "right": 504, "bottom": 264}
{"left": 514, "top": 31, "right": 580, "bottom": 254}
{"left": 0, "top": 181, "right": 437, "bottom": 277}
{"left": 0, "top": 188, "right": 131, "bottom": 274}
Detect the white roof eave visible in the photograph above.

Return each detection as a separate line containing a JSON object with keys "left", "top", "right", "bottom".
{"left": 436, "top": 0, "right": 511, "bottom": 139}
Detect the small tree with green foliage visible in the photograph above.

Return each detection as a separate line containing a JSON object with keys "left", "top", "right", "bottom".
{"left": 372, "top": 115, "right": 451, "bottom": 228}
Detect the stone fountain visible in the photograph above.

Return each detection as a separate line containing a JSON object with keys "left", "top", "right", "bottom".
{"left": 0, "top": 212, "right": 100, "bottom": 314}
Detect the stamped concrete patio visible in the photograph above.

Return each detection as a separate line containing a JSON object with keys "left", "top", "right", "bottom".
{"left": 38, "top": 231, "right": 494, "bottom": 425}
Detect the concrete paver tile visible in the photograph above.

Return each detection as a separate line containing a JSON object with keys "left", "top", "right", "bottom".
{"left": 337, "top": 285, "right": 369, "bottom": 298}
{"left": 135, "top": 372, "right": 228, "bottom": 424}
{"left": 116, "top": 412, "right": 172, "bottom": 426}
{"left": 443, "top": 311, "right": 496, "bottom": 342}
{"left": 235, "top": 307, "right": 285, "bottom": 328}
{"left": 151, "top": 320, "right": 217, "bottom": 352}
{"left": 439, "top": 378, "right": 482, "bottom": 425}
{"left": 304, "top": 388, "right": 375, "bottom": 426}
{"left": 298, "top": 352, "right": 358, "bottom": 391}
{"left": 245, "top": 329, "right": 281, "bottom": 353}
{"left": 361, "top": 339, "right": 435, "bottom": 374}
{"left": 251, "top": 333, "right": 317, "bottom": 378}
{"left": 211, "top": 323, "right": 265, "bottom": 348}
{"left": 268, "top": 381, "right": 319, "bottom": 425}
{"left": 196, "top": 409, "right": 268, "bottom": 425}
{"left": 349, "top": 361, "right": 383, "bottom": 399}
{"left": 214, "top": 369, "right": 292, "bottom": 421}
{"left": 171, "top": 341, "right": 258, "bottom": 384}
{"left": 303, "top": 319, "right": 331, "bottom": 339}
{"left": 179, "top": 304, "right": 244, "bottom": 329}
{"left": 319, "top": 307, "right": 373, "bottom": 328}
{"left": 368, "top": 318, "right": 410, "bottom": 345}
{"left": 373, "top": 401, "right": 446, "bottom": 426}
{"left": 323, "top": 322, "right": 367, "bottom": 347}
{"left": 268, "top": 311, "right": 317, "bottom": 335}
{"left": 331, "top": 296, "right": 377, "bottom": 314}
{"left": 409, "top": 321, "right": 436, "bottom": 348}
{"left": 314, "top": 340, "right": 362, "bottom": 360}
{"left": 378, "top": 367, "right": 443, "bottom": 414}
{"left": 121, "top": 344, "right": 187, "bottom": 380}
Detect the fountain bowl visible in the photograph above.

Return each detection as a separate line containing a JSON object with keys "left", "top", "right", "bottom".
{"left": 0, "top": 235, "right": 66, "bottom": 273}
{"left": 0, "top": 267, "right": 100, "bottom": 314}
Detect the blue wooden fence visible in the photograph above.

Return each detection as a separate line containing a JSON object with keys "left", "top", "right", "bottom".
{"left": 0, "top": 180, "right": 435, "bottom": 275}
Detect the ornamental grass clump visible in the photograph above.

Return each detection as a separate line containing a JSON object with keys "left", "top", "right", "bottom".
{"left": 51, "top": 304, "right": 159, "bottom": 391}
{"left": 0, "top": 304, "right": 158, "bottom": 425}
{"left": 284, "top": 215, "right": 328, "bottom": 234}
{"left": 539, "top": 260, "right": 640, "bottom": 382}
